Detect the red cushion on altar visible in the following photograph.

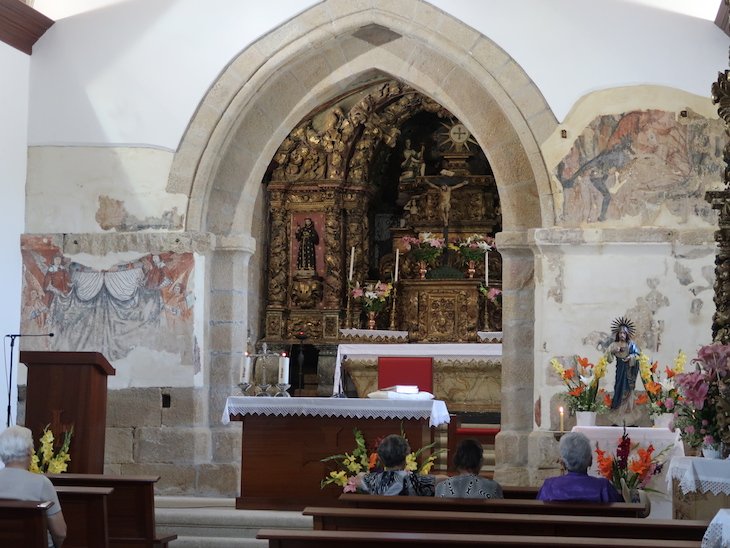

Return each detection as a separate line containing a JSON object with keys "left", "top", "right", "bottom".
{"left": 377, "top": 357, "right": 433, "bottom": 394}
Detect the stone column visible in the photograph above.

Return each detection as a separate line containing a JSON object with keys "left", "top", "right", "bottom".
{"left": 492, "top": 230, "right": 534, "bottom": 486}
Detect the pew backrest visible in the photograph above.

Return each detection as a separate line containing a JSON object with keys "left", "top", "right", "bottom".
{"left": 303, "top": 506, "right": 709, "bottom": 541}
{"left": 256, "top": 528, "right": 702, "bottom": 547}
{"left": 0, "top": 499, "right": 52, "bottom": 548}
{"left": 56, "top": 485, "right": 113, "bottom": 548}
{"left": 339, "top": 493, "right": 647, "bottom": 517}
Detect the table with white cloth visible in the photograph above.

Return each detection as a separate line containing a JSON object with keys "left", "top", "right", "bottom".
{"left": 334, "top": 343, "right": 502, "bottom": 412}
{"left": 703, "top": 508, "right": 730, "bottom": 548}
{"left": 573, "top": 426, "right": 684, "bottom": 519}
{"left": 668, "top": 456, "right": 730, "bottom": 520}
{"left": 223, "top": 396, "right": 450, "bottom": 510}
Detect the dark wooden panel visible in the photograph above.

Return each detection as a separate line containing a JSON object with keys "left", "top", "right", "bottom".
{"left": 56, "top": 486, "right": 112, "bottom": 548}
{"left": 0, "top": 499, "right": 52, "bottom": 548}
{"left": 0, "top": 0, "right": 53, "bottom": 55}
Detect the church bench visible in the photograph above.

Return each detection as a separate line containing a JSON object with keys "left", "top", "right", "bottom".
{"left": 339, "top": 493, "right": 647, "bottom": 517}
{"left": 0, "top": 499, "right": 53, "bottom": 548}
{"left": 55, "top": 485, "right": 113, "bottom": 547}
{"left": 48, "top": 473, "right": 177, "bottom": 547}
{"left": 501, "top": 485, "right": 540, "bottom": 498}
{"left": 256, "top": 528, "right": 701, "bottom": 547}
{"left": 303, "top": 506, "right": 709, "bottom": 540}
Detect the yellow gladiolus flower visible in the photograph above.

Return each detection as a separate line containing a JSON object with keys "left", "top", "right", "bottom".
{"left": 405, "top": 453, "right": 418, "bottom": 471}
{"left": 594, "top": 356, "right": 607, "bottom": 379}
{"left": 674, "top": 350, "right": 686, "bottom": 373}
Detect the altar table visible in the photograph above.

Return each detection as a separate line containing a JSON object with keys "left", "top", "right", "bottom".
{"left": 223, "top": 397, "right": 449, "bottom": 510}
{"left": 668, "top": 456, "right": 730, "bottom": 520}
{"left": 574, "top": 426, "right": 684, "bottom": 519}
{"left": 703, "top": 508, "right": 730, "bottom": 548}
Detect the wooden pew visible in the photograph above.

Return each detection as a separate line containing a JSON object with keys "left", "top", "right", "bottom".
{"left": 339, "top": 493, "right": 647, "bottom": 517}
{"left": 56, "top": 485, "right": 113, "bottom": 548}
{"left": 48, "top": 473, "right": 177, "bottom": 547}
{"left": 256, "top": 528, "right": 701, "bottom": 547}
{"left": 501, "top": 485, "right": 539, "bottom": 499}
{"left": 0, "top": 499, "right": 53, "bottom": 548}
{"left": 303, "top": 506, "right": 709, "bottom": 541}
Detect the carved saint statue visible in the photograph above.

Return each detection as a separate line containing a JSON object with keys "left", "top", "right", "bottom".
{"left": 426, "top": 180, "right": 470, "bottom": 226}
{"left": 400, "top": 138, "right": 425, "bottom": 180}
{"left": 295, "top": 217, "right": 319, "bottom": 272}
{"left": 606, "top": 317, "right": 641, "bottom": 413}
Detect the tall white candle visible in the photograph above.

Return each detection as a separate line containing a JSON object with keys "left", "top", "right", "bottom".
{"left": 278, "top": 353, "right": 290, "bottom": 384}
{"left": 243, "top": 355, "right": 252, "bottom": 384}
{"left": 394, "top": 249, "right": 400, "bottom": 282}
{"left": 485, "top": 251, "right": 489, "bottom": 286}
{"left": 348, "top": 246, "right": 355, "bottom": 282}
{"left": 559, "top": 406, "right": 565, "bottom": 432}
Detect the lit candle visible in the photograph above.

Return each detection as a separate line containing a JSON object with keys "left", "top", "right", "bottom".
{"left": 243, "top": 354, "right": 252, "bottom": 384}
{"left": 348, "top": 246, "right": 355, "bottom": 282}
{"left": 278, "top": 353, "right": 290, "bottom": 384}
{"left": 485, "top": 251, "right": 489, "bottom": 286}
{"left": 394, "top": 249, "right": 400, "bottom": 282}
{"left": 559, "top": 406, "right": 565, "bottom": 432}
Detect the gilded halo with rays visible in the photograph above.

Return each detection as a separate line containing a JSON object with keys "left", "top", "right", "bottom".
{"left": 611, "top": 316, "right": 636, "bottom": 338}
{"left": 438, "top": 120, "right": 478, "bottom": 153}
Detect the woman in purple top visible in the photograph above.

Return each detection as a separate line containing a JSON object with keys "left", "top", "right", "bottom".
{"left": 537, "top": 432, "right": 622, "bottom": 503}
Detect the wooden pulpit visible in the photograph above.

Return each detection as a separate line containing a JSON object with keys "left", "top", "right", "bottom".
{"left": 20, "top": 351, "right": 115, "bottom": 474}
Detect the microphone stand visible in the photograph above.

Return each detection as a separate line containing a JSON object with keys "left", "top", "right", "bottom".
{"left": 6, "top": 335, "right": 17, "bottom": 428}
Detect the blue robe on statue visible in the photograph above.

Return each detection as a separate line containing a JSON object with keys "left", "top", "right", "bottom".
{"left": 611, "top": 341, "right": 640, "bottom": 410}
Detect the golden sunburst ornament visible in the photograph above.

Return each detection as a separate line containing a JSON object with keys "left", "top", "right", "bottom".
{"left": 438, "top": 121, "right": 477, "bottom": 153}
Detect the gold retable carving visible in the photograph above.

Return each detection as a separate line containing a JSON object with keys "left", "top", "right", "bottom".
{"left": 343, "top": 358, "right": 501, "bottom": 413}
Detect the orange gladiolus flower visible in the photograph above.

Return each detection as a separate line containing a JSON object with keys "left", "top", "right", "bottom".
{"left": 635, "top": 392, "right": 649, "bottom": 405}
{"left": 595, "top": 447, "right": 614, "bottom": 479}
{"left": 368, "top": 452, "right": 379, "bottom": 470}
{"left": 646, "top": 381, "right": 662, "bottom": 395}
{"left": 628, "top": 445, "right": 654, "bottom": 478}
{"left": 665, "top": 366, "right": 676, "bottom": 379}
{"left": 603, "top": 392, "right": 612, "bottom": 406}
{"left": 563, "top": 368, "right": 575, "bottom": 380}
{"left": 577, "top": 356, "right": 591, "bottom": 369}
{"left": 569, "top": 385, "right": 584, "bottom": 397}
{"left": 650, "top": 361, "right": 658, "bottom": 373}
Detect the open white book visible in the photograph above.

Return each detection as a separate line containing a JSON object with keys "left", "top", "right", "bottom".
{"left": 380, "top": 385, "right": 419, "bottom": 394}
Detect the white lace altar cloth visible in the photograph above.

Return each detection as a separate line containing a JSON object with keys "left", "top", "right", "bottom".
{"left": 668, "top": 456, "right": 730, "bottom": 496}
{"left": 703, "top": 508, "right": 730, "bottom": 548}
{"left": 221, "top": 396, "right": 450, "bottom": 428}
{"left": 334, "top": 343, "right": 502, "bottom": 396}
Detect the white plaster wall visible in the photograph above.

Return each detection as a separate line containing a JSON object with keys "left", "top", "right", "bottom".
{"left": 26, "top": 0, "right": 727, "bottom": 152}
{"left": 0, "top": 42, "right": 29, "bottom": 427}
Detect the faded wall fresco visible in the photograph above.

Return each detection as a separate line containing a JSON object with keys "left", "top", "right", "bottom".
{"left": 20, "top": 236, "right": 195, "bottom": 362}
{"left": 555, "top": 110, "right": 724, "bottom": 225}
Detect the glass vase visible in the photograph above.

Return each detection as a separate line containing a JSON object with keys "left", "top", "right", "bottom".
{"left": 575, "top": 411, "right": 596, "bottom": 426}
{"left": 651, "top": 413, "right": 674, "bottom": 430}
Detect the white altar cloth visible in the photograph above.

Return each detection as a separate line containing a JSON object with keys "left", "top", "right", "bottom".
{"left": 668, "top": 456, "right": 730, "bottom": 495}
{"left": 334, "top": 342, "right": 502, "bottom": 396}
{"left": 574, "top": 425, "right": 684, "bottom": 519}
{"left": 703, "top": 508, "right": 730, "bottom": 548}
{"left": 222, "top": 396, "right": 450, "bottom": 427}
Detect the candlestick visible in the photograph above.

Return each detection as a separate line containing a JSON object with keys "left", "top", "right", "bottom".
{"left": 278, "top": 353, "right": 290, "bottom": 384}
{"left": 394, "top": 249, "right": 400, "bottom": 282}
{"left": 559, "top": 406, "right": 565, "bottom": 432}
{"left": 485, "top": 251, "right": 489, "bottom": 286}
{"left": 243, "top": 354, "right": 252, "bottom": 384}
{"left": 348, "top": 246, "right": 355, "bottom": 282}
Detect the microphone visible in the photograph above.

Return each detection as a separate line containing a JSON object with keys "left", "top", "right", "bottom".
{"left": 4, "top": 333, "right": 54, "bottom": 338}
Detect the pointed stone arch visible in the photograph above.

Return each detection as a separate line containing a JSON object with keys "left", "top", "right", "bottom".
{"left": 170, "top": 0, "right": 557, "bottom": 484}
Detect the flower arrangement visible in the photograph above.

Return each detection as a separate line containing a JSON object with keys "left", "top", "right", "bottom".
{"left": 594, "top": 425, "right": 668, "bottom": 495}
{"left": 320, "top": 428, "right": 440, "bottom": 492}
{"left": 550, "top": 355, "right": 609, "bottom": 413}
{"left": 29, "top": 424, "right": 73, "bottom": 474}
{"left": 672, "top": 343, "right": 730, "bottom": 450}
{"left": 480, "top": 285, "right": 502, "bottom": 306}
{"left": 351, "top": 281, "right": 392, "bottom": 312}
{"left": 401, "top": 233, "right": 444, "bottom": 265}
{"left": 635, "top": 350, "right": 686, "bottom": 416}
{"left": 449, "top": 234, "right": 494, "bottom": 263}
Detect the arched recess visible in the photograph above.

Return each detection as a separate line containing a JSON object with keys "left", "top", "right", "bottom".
{"left": 170, "top": 0, "right": 557, "bottom": 483}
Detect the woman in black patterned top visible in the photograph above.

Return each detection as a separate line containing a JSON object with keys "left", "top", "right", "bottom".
{"left": 359, "top": 434, "right": 437, "bottom": 496}
{"left": 436, "top": 438, "right": 503, "bottom": 499}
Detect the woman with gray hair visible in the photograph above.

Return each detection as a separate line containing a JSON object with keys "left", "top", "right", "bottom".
{"left": 0, "top": 425, "right": 66, "bottom": 547}
{"left": 537, "top": 431, "right": 622, "bottom": 503}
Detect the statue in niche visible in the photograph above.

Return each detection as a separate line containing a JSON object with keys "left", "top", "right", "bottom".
{"left": 606, "top": 316, "right": 641, "bottom": 419}
{"left": 400, "top": 138, "right": 426, "bottom": 180}
{"left": 427, "top": 180, "right": 470, "bottom": 226}
{"left": 295, "top": 218, "right": 319, "bottom": 272}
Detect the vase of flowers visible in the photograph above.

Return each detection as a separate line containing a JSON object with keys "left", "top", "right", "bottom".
{"left": 320, "top": 428, "right": 440, "bottom": 492}
{"left": 450, "top": 234, "right": 493, "bottom": 278}
{"left": 29, "top": 424, "right": 73, "bottom": 474}
{"left": 351, "top": 281, "right": 392, "bottom": 329}
{"left": 550, "top": 355, "right": 610, "bottom": 415}
{"left": 402, "top": 233, "right": 444, "bottom": 276}
{"left": 575, "top": 411, "right": 597, "bottom": 426}
{"left": 672, "top": 343, "right": 730, "bottom": 452}
{"left": 635, "top": 350, "right": 685, "bottom": 429}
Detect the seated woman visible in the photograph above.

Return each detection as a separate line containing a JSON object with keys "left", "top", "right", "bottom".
{"left": 0, "top": 425, "right": 67, "bottom": 547}
{"left": 359, "top": 434, "right": 437, "bottom": 496}
{"left": 436, "top": 438, "right": 503, "bottom": 499}
{"left": 537, "top": 431, "right": 622, "bottom": 503}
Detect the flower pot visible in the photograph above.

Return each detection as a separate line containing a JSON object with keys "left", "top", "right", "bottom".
{"left": 702, "top": 444, "right": 721, "bottom": 459}
{"left": 418, "top": 260, "right": 428, "bottom": 279}
{"left": 575, "top": 411, "right": 596, "bottom": 426}
{"left": 367, "top": 311, "right": 377, "bottom": 330}
{"left": 466, "top": 260, "right": 476, "bottom": 279}
{"left": 651, "top": 413, "right": 674, "bottom": 430}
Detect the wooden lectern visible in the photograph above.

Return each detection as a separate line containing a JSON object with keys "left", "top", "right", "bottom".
{"left": 20, "top": 351, "right": 115, "bottom": 474}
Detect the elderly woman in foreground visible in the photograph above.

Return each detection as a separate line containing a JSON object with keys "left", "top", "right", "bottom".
{"left": 436, "top": 438, "right": 503, "bottom": 499}
{"left": 537, "top": 431, "right": 622, "bottom": 503}
{"left": 0, "top": 425, "right": 67, "bottom": 547}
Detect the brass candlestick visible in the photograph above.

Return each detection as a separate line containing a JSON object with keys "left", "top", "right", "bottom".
{"left": 344, "top": 281, "right": 352, "bottom": 329}
{"left": 483, "top": 289, "right": 489, "bottom": 331}
{"left": 389, "top": 283, "right": 398, "bottom": 330}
